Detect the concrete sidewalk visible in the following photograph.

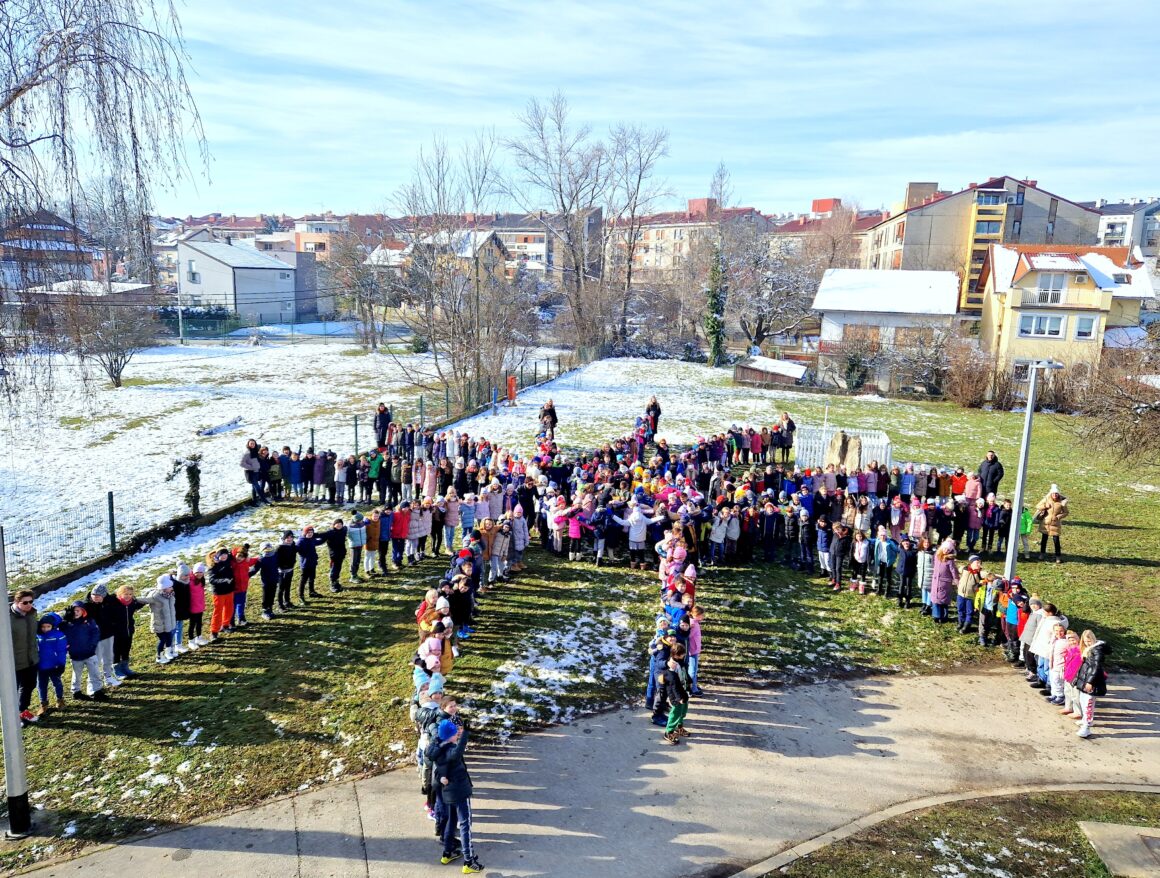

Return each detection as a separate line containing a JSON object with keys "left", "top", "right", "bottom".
{"left": 22, "top": 667, "right": 1160, "bottom": 878}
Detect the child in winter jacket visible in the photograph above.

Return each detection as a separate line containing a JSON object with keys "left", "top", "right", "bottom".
{"left": 60, "top": 602, "right": 107, "bottom": 700}
{"left": 141, "top": 575, "right": 179, "bottom": 663}
{"left": 1060, "top": 629, "right": 1083, "bottom": 717}
{"left": 208, "top": 549, "right": 236, "bottom": 638}
{"left": 956, "top": 555, "right": 982, "bottom": 633}
{"left": 37, "top": 613, "right": 69, "bottom": 712}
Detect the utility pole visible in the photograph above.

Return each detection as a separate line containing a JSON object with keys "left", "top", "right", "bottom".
{"left": 1003, "top": 361, "right": 1063, "bottom": 581}
{"left": 0, "top": 528, "right": 33, "bottom": 838}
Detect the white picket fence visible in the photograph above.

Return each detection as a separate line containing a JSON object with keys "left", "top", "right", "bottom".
{"left": 794, "top": 425, "right": 892, "bottom": 470}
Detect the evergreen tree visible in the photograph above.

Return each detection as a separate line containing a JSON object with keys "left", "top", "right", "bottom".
{"left": 704, "top": 244, "right": 727, "bottom": 366}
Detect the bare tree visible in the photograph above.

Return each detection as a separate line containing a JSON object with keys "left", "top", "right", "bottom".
{"left": 1075, "top": 341, "right": 1160, "bottom": 463}
{"left": 506, "top": 93, "right": 610, "bottom": 350}
{"left": 326, "top": 231, "right": 392, "bottom": 350}
{"left": 0, "top": 0, "right": 204, "bottom": 405}
{"left": 58, "top": 296, "right": 161, "bottom": 387}
{"left": 388, "top": 137, "right": 536, "bottom": 406}
{"left": 604, "top": 123, "right": 669, "bottom": 344}
{"left": 708, "top": 161, "right": 734, "bottom": 212}
{"left": 726, "top": 224, "right": 818, "bottom": 350}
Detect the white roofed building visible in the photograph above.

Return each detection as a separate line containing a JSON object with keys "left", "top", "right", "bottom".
{"left": 177, "top": 240, "right": 301, "bottom": 322}
{"left": 811, "top": 268, "right": 960, "bottom": 390}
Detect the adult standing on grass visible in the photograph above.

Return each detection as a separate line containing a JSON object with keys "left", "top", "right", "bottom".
{"left": 539, "top": 399, "right": 558, "bottom": 441}
{"left": 10, "top": 589, "right": 40, "bottom": 725}
{"left": 778, "top": 411, "right": 796, "bottom": 465}
{"left": 979, "top": 450, "right": 1004, "bottom": 498}
{"left": 1035, "top": 485, "right": 1069, "bottom": 563}
{"left": 374, "top": 402, "right": 392, "bottom": 449}
{"left": 240, "top": 438, "right": 266, "bottom": 505}
{"left": 646, "top": 396, "right": 662, "bottom": 436}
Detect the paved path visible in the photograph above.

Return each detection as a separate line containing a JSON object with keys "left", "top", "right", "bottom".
{"left": 22, "top": 667, "right": 1160, "bottom": 878}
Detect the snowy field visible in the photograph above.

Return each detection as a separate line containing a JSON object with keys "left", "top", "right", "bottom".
{"left": 0, "top": 343, "right": 432, "bottom": 582}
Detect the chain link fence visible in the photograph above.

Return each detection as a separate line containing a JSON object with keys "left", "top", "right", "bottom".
{"left": 1, "top": 493, "right": 122, "bottom": 590}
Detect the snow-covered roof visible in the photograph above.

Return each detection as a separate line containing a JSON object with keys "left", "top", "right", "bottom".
{"left": 182, "top": 241, "right": 293, "bottom": 270}
{"left": 1103, "top": 326, "right": 1150, "bottom": 348}
{"left": 1080, "top": 252, "right": 1155, "bottom": 299}
{"left": 743, "top": 356, "right": 808, "bottom": 380}
{"left": 1026, "top": 254, "right": 1084, "bottom": 271}
{"left": 811, "top": 269, "right": 960, "bottom": 315}
{"left": 27, "top": 280, "right": 153, "bottom": 296}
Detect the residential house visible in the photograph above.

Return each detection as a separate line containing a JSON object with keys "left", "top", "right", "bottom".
{"left": 0, "top": 209, "right": 100, "bottom": 288}
{"left": 863, "top": 177, "right": 1101, "bottom": 313}
{"left": 812, "top": 268, "right": 960, "bottom": 390}
{"left": 177, "top": 240, "right": 302, "bottom": 322}
{"left": 976, "top": 244, "right": 1155, "bottom": 384}
{"left": 154, "top": 227, "right": 215, "bottom": 287}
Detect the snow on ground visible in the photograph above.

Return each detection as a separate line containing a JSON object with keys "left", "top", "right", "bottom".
{"left": 468, "top": 608, "right": 637, "bottom": 741}
{"left": 0, "top": 343, "right": 429, "bottom": 581}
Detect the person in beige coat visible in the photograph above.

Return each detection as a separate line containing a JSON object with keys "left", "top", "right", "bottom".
{"left": 1035, "top": 484, "right": 1069, "bottom": 563}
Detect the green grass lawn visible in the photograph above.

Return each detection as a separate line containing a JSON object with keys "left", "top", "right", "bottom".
{"left": 5, "top": 358, "right": 1159, "bottom": 870}
{"left": 776, "top": 791, "right": 1160, "bottom": 878}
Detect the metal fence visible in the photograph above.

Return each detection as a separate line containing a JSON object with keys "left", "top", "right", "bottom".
{"left": 2, "top": 349, "right": 599, "bottom": 593}
{"left": 1, "top": 493, "right": 122, "bottom": 591}
{"left": 794, "top": 425, "right": 893, "bottom": 470}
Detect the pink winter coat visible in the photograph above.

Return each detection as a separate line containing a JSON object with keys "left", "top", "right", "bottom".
{"left": 929, "top": 557, "right": 958, "bottom": 605}
{"left": 907, "top": 505, "right": 927, "bottom": 539}
{"left": 189, "top": 574, "right": 207, "bottom": 614}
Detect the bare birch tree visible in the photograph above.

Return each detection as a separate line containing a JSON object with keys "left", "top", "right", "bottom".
{"left": 0, "top": 0, "right": 204, "bottom": 406}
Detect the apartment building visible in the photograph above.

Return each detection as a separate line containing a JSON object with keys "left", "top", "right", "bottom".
{"left": 769, "top": 199, "right": 889, "bottom": 268}
{"left": 1083, "top": 199, "right": 1160, "bottom": 260}
{"left": 489, "top": 208, "right": 603, "bottom": 280}
{"left": 863, "top": 177, "right": 1100, "bottom": 313}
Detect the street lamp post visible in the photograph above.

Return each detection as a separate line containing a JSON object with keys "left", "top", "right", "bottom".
{"left": 1003, "top": 360, "right": 1064, "bottom": 582}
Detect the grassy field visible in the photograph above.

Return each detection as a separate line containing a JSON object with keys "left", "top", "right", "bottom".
{"left": 4, "top": 357, "right": 1159, "bottom": 870}
{"left": 776, "top": 791, "right": 1160, "bottom": 878}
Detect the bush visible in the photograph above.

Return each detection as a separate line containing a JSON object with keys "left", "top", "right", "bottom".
{"left": 410, "top": 336, "right": 430, "bottom": 354}
{"left": 944, "top": 341, "right": 992, "bottom": 408}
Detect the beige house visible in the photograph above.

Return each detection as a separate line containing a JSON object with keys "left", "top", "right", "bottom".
{"left": 863, "top": 177, "right": 1100, "bottom": 313}
{"left": 977, "top": 244, "right": 1154, "bottom": 384}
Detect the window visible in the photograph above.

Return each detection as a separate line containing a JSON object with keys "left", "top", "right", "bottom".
{"left": 1034, "top": 272, "right": 1066, "bottom": 303}
{"left": 843, "top": 324, "right": 881, "bottom": 346}
{"left": 891, "top": 250, "right": 902, "bottom": 269}
{"left": 1012, "top": 361, "right": 1031, "bottom": 383}
{"left": 1012, "top": 220, "right": 1021, "bottom": 236}
{"left": 1016, "top": 192, "right": 1025, "bottom": 205}
{"left": 971, "top": 250, "right": 986, "bottom": 263}
{"left": 1018, "top": 314, "right": 1063, "bottom": 337}
{"left": 1113, "top": 273, "right": 1131, "bottom": 284}
{"left": 187, "top": 258, "right": 197, "bottom": 272}
{"left": 283, "top": 300, "right": 294, "bottom": 311}
{"left": 1075, "top": 316, "right": 1095, "bottom": 339}
{"left": 895, "top": 326, "right": 935, "bottom": 347}
{"left": 977, "top": 192, "right": 1002, "bottom": 205}
{"left": 894, "top": 221, "right": 905, "bottom": 243}
{"left": 279, "top": 272, "right": 290, "bottom": 280}
{"left": 1046, "top": 221, "right": 1055, "bottom": 236}
{"left": 975, "top": 220, "right": 1001, "bottom": 234}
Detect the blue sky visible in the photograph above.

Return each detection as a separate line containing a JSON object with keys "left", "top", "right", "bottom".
{"left": 160, "top": 0, "right": 1160, "bottom": 217}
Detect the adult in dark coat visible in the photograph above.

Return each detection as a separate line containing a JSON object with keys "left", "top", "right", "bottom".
{"left": 10, "top": 590, "right": 39, "bottom": 717}
{"left": 979, "top": 451, "right": 1005, "bottom": 497}
{"left": 374, "top": 403, "right": 392, "bottom": 448}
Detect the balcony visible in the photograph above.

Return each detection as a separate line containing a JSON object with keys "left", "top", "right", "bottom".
{"left": 1018, "top": 288, "right": 1104, "bottom": 308}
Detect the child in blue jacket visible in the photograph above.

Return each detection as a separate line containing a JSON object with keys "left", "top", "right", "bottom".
{"left": 37, "top": 613, "right": 69, "bottom": 712}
